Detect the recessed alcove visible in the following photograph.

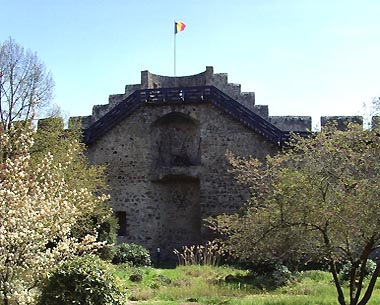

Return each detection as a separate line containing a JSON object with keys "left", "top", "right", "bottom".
{"left": 150, "top": 112, "right": 201, "bottom": 168}
{"left": 152, "top": 179, "right": 201, "bottom": 259}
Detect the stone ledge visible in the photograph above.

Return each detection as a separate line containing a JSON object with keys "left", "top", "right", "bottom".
{"left": 149, "top": 165, "right": 203, "bottom": 182}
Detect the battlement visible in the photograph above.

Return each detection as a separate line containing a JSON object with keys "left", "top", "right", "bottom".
{"left": 62, "top": 67, "right": 368, "bottom": 259}
{"left": 140, "top": 67, "right": 253, "bottom": 102}
{"left": 321, "top": 116, "right": 363, "bottom": 130}
{"left": 72, "top": 67, "right": 260, "bottom": 128}
{"left": 70, "top": 67, "right": 363, "bottom": 133}
{"left": 269, "top": 116, "right": 312, "bottom": 132}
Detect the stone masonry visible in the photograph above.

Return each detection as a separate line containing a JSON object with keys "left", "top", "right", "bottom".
{"left": 71, "top": 67, "right": 361, "bottom": 261}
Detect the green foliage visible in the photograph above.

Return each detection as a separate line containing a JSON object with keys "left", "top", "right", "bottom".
{"left": 212, "top": 124, "right": 380, "bottom": 305}
{"left": 339, "top": 259, "right": 377, "bottom": 283}
{"left": 237, "top": 263, "right": 293, "bottom": 289}
{"left": 296, "top": 270, "right": 332, "bottom": 282}
{"left": 72, "top": 203, "right": 118, "bottom": 260}
{"left": 32, "top": 117, "right": 118, "bottom": 259}
{"left": 268, "top": 264, "right": 292, "bottom": 287}
{"left": 112, "top": 243, "right": 152, "bottom": 267}
{"left": 38, "top": 255, "right": 125, "bottom": 305}
{"left": 0, "top": 123, "right": 114, "bottom": 304}
{"left": 115, "top": 264, "right": 252, "bottom": 302}
{"left": 32, "top": 117, "right": 106, "bottom": 193}
{"left": 112, "top": 264, "right": 380, "bottom": 305}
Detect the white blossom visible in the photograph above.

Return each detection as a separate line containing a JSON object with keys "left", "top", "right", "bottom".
{"left": 0, "top": 125, "right": 106, "bottom": 305}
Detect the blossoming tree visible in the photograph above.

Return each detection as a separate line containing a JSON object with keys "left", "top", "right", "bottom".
{"left": 212, "top": 124, "right": 380, "bottom": 305}
{"left": 0, "top": 125, "right": 107, "bottom": 305}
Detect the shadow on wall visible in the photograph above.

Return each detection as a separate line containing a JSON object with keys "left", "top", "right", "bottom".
{"left": 150, "top": 112, "right": 201, "bottom": 167}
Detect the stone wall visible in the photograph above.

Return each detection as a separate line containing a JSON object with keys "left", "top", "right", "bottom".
{"left": 269, "top": 116, "right": 312, "bottom": 131}
{"left": 321, "top": 116, "right": 363, "bottom": 130}
{"left": 69, "top": 67, "right": 366, "bottom": 261}
{"left": 85, "top": 101, "right": 276, "bottom": 260}
{"left": 70, "top": 67, "right": 365, "bottom": 133}
{"left": 73, "top": 67, "right": 261, "bottom": 129}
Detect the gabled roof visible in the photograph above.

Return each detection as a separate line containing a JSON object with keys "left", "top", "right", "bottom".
{"left": 83, "top": 86, "right": 309, "bottom": 146}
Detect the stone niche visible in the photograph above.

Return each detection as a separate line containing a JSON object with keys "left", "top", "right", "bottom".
{"left": 150, "top": 112, "right": 201, "bottom": 168}
{"left": 152, "top": 179, "right": 201, "bottom": 260}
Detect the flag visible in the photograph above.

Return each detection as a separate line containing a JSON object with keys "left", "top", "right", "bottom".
{"left": 175, "top": 21, "right": 186, "bottom": 34}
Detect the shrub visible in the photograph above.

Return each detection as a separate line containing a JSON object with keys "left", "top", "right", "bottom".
{"left": 38, "top": 255, "right": 125, "bottom": 305}
{"left": 72, "top": 204, "right": 119, "bottom": 260}
{"left": 247, "top": 263, "right": 293, "bottom": 289}
{"left": 339, "top": 259, "right": 377, "bottom": 283}
{"left": 270, "top": 263, "right": 292, "bottom": 287}
{"left": 112, "top": 243, "right": 151, "bottom": 267}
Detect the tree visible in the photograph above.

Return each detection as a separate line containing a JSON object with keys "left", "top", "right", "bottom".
{"left": 0, "top": 124, "right": 107, "bottom": 305}
{"left": 31, "top": 117, "right": 118, "bottom": 260}
{"left": 211, "top": 124, "right": 380, "bottom": 305}
{"left": 0, "top": 37, "right": 54, "bottom": 131}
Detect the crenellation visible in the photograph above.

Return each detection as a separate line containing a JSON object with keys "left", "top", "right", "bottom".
{"left": 37, "top": 117, "right": 64, "bottom": 130}
{"left": 254, "top": 105, "right": 269, "bottom": 119}
{"left": 61, "top": 67, "right": 365, "bottom": 262}
{"left": 92, "top": 104, "right": 112, "bottom": 122}
{"left": 85, "top": 67, "right": 263, "bottom": 125}
{"left": 125, "top": 84, "right": 141, "bottom": 97}
{"left": 68, "top": 115, "right": 92, "bottom": 129}
{"left": 109, "top": 94, "right": 126, "bottom": 107}
{"left": 321, "top": 116, "right": 363, "bottom": 130}
{"left": 269, "top": 116, "right": 312, "bottom": 132}
{"left": 240, "top": 91, "right": 255, "bottom": 108}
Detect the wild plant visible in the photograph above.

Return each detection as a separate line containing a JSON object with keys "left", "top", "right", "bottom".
{"left": 173, "top": 240, "right": 224, "bottom": 266}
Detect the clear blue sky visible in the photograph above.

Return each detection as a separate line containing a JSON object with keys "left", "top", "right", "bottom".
{"left": 2, "top": 0, "right": 380, "bottom": 127}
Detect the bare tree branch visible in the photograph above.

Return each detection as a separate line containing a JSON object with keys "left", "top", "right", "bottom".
{"left": 0, "top": 37, "right": 54, "bottom": 130}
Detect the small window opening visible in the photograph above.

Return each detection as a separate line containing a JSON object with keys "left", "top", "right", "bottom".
{"left": 115, "top": 211, "right": 127, "bottom": 236}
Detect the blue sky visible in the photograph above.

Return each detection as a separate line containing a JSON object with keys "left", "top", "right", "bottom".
{"left": 2, "top": 0, "right": 380, "bottom": 127}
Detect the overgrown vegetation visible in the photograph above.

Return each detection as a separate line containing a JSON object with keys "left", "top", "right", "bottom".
{"left": 211, "top": 124, "right": 380, "bottom": 305}
{"left": 38, "top": 255, "right": 125, "bottom": 305}
{"left": 112, "top": 243, "right": 152, "bottom": 267}
{"left": 173, "top": 240, "right": 224, "bottom": 266}
{"left": 112, "top": 265, "right": 380, "bottom": 305}
{"left": 0, "top": 124, "right": 109, "bottom": 305}
{"left": 32, "top": 117, "right": 118, "bottom": 260}
{"left": 2, "top": 38, "right": 380, "bottom": 305}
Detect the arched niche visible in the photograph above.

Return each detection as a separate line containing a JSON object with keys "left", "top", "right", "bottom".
{"left": 151, "top": 112, "right": 201, "bottom": 167}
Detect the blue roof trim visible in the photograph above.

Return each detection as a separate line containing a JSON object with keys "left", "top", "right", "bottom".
{"left": 84, "top": 86, "right": 310, "bottom": 146}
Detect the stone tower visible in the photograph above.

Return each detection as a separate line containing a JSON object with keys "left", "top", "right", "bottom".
{"left": 71, "top": 67, "right": 313, "bottom": 260}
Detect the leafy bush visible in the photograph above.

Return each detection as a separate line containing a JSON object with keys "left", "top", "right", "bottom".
{"left": 112, "top": 243, "right": 151, "bottom": 267}
{"left": 38, "top": 255, "right": 125, "bottom": 305}
{"left": 270, "top": 264, "right": 292, "bottom": 287}
{"left": 247, "top": 263, "right": 293, "bottom": 289}
{"left": 339, "top": 259, "right": 377, "bottom": 283}
{"left": 72, "top": 203, "right": 119, "bottom": 260}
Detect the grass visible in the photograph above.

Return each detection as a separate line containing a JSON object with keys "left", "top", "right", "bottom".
{"left": 114, "top": 265, "right": 380, "bottom": 305}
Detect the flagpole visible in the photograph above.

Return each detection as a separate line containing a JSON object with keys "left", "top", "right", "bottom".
{"left": 174, "top": 21, "right": 176, "bottom": 76}
{"left": 174, "top": 21, "right": 185, "bottom": 77}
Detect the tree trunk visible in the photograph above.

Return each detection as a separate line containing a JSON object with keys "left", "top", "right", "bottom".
{"left": 354, "top": 239, "right": 375, "bottom": 305}
{"left": 330, "top": 260, "right": 347, "bottom": 305}
{"left": 349, "top": 261, "right": 359, "bottom": 304}
{"left": 357, "top": 264, "right": 380, "bottom": 305}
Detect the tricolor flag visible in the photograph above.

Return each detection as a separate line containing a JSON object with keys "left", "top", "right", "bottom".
{"left": 175, "top": 21, "right": 186, "bottom": 34}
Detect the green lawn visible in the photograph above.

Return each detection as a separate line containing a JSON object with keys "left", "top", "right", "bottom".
{"left": 113, "top": 265, "right": 380, "bottom": 305}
